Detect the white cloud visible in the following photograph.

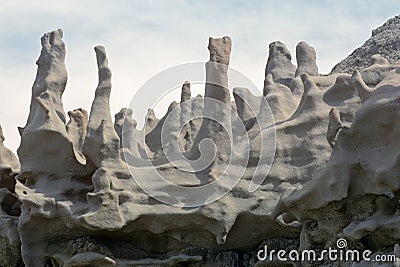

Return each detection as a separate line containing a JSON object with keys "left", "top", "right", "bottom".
{"left": 0, "top": 0, "right": 399, "bottom": 152}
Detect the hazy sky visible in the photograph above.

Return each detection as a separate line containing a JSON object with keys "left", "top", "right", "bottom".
{"left": 0, "top": 0, "right": 399, "bottom": 152}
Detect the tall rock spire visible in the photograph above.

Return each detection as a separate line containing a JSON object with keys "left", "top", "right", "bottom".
{"left": 18, "top": 29, "right": 86, "bottom": 174}
{"left": 84, "top": 46, "right": 121, "bottom": 167}
{"left": 265, "top": 41, "right": 296, "bottom": 86}
{"left": 295, "top": 41, "right": 319, "bottom": 77}
{"left": 193, "top": 36, "right": 232, "bottom": 163}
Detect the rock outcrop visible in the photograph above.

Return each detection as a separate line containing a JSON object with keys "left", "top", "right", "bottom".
{"left": 18, "top": 29, "right": 87, "bottom": 175}
{"left": 274, "top": 67, "right": 400, "bottom": 265}
{"left": 295, "top": 41, "right": 319, "bottom": 77}
{"left": 190, "top": 36, "right": 234, "bottom": 181}
{"left": 265, "top": 41, "right": 296, "bottom": 86}
{"left": 331, "top": 15, "right": 400, "bottom": 74}
{"left": 179, "top": 81, "right": 192, "bottom": 151}
{"left": 1, "top": 18, "right": 400, "bottom": 266}
{"left": 0, "top": 125, "right": 21, "bottom": 266}
{"left": 263, "top": 73, "right": 297, "bottom": 121}
{"left": 83, "top": 46, "right": 121, "bottom": 167}
{"left": 115, "top": 108, "right": 147, "bottom": 160}
{"left": 233, "top": 87, "right": 261, "bottom": 124}
{"left": 326, "top": 107, "right": 343, "bottom": 148}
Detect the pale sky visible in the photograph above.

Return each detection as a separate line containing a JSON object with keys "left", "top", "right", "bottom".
{"left": 0, "top": 0, "right": 399, "bottom": 152}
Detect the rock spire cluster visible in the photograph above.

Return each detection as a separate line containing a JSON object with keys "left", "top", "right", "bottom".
{"left": 1, "top": 16, "right": 400, "bottom": 266}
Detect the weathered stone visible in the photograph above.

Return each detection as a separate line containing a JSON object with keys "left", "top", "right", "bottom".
{"left": 326, "top": 107, "right": 343, "bottom": 147}
{"left": 115, "top": 108, "right": 148, "bottom": 159}
{"left": 263, "top": 74, "right": 297, "bottom": 121}
{"left": 331, "top": 15, "right": 400, "bottom": 73}
{"left": 295, "top": 41, "right": 318, "bottom": 77}
{"left": 18, "top": 29, "right": 86, "bottom": 175}
{"left": 233, "top": 87, "right": 261, "bottom": 123}
{"left": 265, "top": 41, "right": 296, "bottom": 86}
{"left": 193, "top": 36, "right": 233, "bottom": 161}
{"left": 84, "top": 46, "right": 121, "bottom": 167}
{"left": 0, "top": 126, "right": 21, "bottom": 266}
{"left": 180, "top": 81, "right": 192, "bottom": 151}
{"left": 4, "top": 19, "right": 400, "bottom": 266}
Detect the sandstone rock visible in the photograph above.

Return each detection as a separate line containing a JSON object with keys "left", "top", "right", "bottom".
{"left": 115, "top": 108, "right": 147, "bottom": 159}
{"left": 5, "top": 23, "right": 400, "bottom": 266}
{"left": 233, "top": 87, "right": 261, "bottom": 123}
{"left": 295, "top": 41, "right": 318, "bottom": 77}
{"left": 64, "top": 252, "right": 116, "bottom": 267}
{"left": 326, "top": 107, "right": 343, "bottom": 147}
{"left": 359, "top": 54, "right": 395, "bottom": 87}
{"left": 114, "top": 108, "right": 133, "bottom": 140}
{"left": 352, "top": 70, "right": 375, "bottom": 102}
{"left": 144, "top": 108, "right": 159, "bottom": 132}
{"left": 0, "top": 126, "right": 21, "bottom": 266}
{"left": 29, "top": 29, "right": 67, "bottom": 124}
{"left": 263, "top": 74, "right": 296, "bottom": 121}
{"left": 193, "top": 36, "right": 233, "bottom": 162}
{"left": 265, "top": 41, "right": 296, "bottom": 86}
{"left": 208, "top": 36, "right": 231, "bottom": 65}
{"left": 67, "top": 108, "right": 88, "bottom": 164}
{"left": 258, "top": 73, "right": 332, "bottom": 190}
{"left": 331, "top": 15, "right": 400, "bottom": 73}
{"left": 204, "top": 36, "right": 231, "bottom": 104}
{"left": 84, "top": 46, "right": 121, "bottom": 167}
{"left": 0, "top": 125, "right": 20, "bottom": 176}
{"left": 162, "top": 101, "right": 181, "bottom": 155}
{"left": 18, "top": 29, "right": 86, "bottom": 175}
{"left": 145, "top": 101, "right": 180, "bottom": 156}
{"left": 274, "top": 67, "right": 400, "bottom": 253}
{"left": 189, "top": 94, "right": 204, "bottom": 145}
{"left": 179, "top": 81, "right": 192, "bottom": 151}
{"left": 191, "top": 94, "right": 204, "bottom": 117}
{"left": 323, "top": 74, "right": 361, "bottom": 128}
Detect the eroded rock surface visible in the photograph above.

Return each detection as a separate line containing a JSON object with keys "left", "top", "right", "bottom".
{"left": 295, "top": 41, "right": 318, "bottom": 77}
{"left": 332, "top": 15, "right": 400, "bottom": 73}
{"left": 0, "top": 125, "right": 21, "bottom": 267}
{"left": 265, "top": 41, "right": 296, "bottom": 86}
{"left": 2, "top": 21, "right": 400, "bottom": 266}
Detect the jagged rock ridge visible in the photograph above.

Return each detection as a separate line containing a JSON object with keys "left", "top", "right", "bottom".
{"left": 331, "top": 15, "right": 400, "bottom": 74}
{"left": 0, "top": 16, "right": 399, "bottom": 266}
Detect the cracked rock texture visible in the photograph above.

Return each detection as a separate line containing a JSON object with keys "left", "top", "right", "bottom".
{"left": 1, "top": 16, "right": 400, "bottom": 266}
{"left": 331, "top": 15, "right": 400, "bottom": 74}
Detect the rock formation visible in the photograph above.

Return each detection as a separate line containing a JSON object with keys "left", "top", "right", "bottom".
{"left": 1, "top": 17, "right": 400, "bottom": 266}
{"left": 144, "top": 108, "right": 159, "bottom": 132}
{"left": 83, "top": 46, "right": 121, "bottom": 167}
{"left": 0, "top": 125, "right": 21, "bottom": 266}
{"left": 67, "top": 108, "right": 88, "bottom": 164}
{"left": 263, "top": 73, "right": 297, "bottom": 121}
{"left": 295, "top": 41, "right": 319, "bottom": 77}
{"left": 233, "top": 87, "right": 261, "bottom": 124}
{"left": 192, "top": 36, "right": 233, "bottom": 173}
{"left": 115, "top": 108, "right": 147, "bottom": 160}
{"left": 326, "top": 107, "right": 343, "bottom": 148}
{"left": 18, "top": 29, "right": 87, "bottom": 175}
{"left": 274, "top": 66, "right": 400, "bottom": 265}
{"left": 265, "top": 41, "right": 296, "bottom": 86}
{"left": 179, "top": 81, "right": 192, "bottom": 151}
{"left": 331, "top": 15, "right": 400, "bottom": 73}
